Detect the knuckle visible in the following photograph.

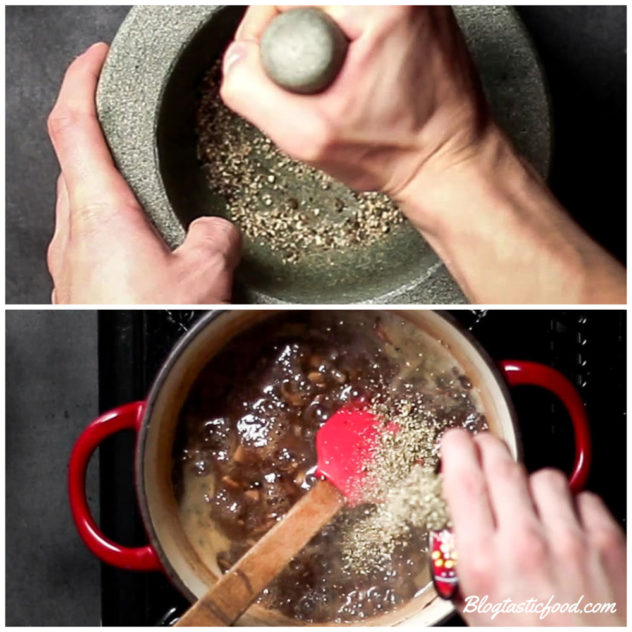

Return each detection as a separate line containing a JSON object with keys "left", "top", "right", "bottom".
{"left": 462, "top": 472, "right": 487, "bottom": 499}
{"left": 513, "top": 527, "right": 548, "bottom": 568}
{"left": 189, "top": 217, "right": 240, "bottom": 256}
{"left": 178, "top": 249, "right": 232, "bottom": 297}
{"left": 221, "top": 223, "right": 242, "bottom": 256}
{"left": 555, "top": 526, "right": 586, "bottom": 561}
{"left": 47, "top": 108, "right": 80, "bottom": 139}
{"left": 592, "top": 523, "right": 625, "bottom": 554}
{"left": 532, "top": 467, "right": 567, "bottom": 490}
{"left": 187, "top": 241, "right": 230, "bottom": 274}
{"left": 202, "top": 249, "right": 230, "bottom": 273}
{"left": 578, "top": 490, "right": 608, "bottom": 515}
{"left": 72, "top": 200, "right": 140, "bottom": 233}
{"left": 295, "top": 117, "right": 338, "bottom": 164}
{"left": 446, "top": 471, "right": 486, "bottom": 506}
{"left": 219, "top": 41, "right": 257, "bottom": 110}
{"left": 578, "top": 492, "right": 626, "bottom": 553}
{"left": 219, "top": 77, "right": 237, "bottom": 109}
{"left": 219, "top": 69, "right": 248, "bottom": 113}
{"left": 463, "top": 551, "right": 494, "bottom": 592}
{"left": 48, "top": 107, "right": 98, "bottom": 143}
{"left": 491, "top": 458, "right": 524, "bottom": 483}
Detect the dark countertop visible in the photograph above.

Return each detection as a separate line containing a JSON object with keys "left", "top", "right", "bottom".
{"left": 6, "top": 6, "right": 131, "bottom": 305}
{"left": 6, "top": 311, "right": 99, "bottom": 625}
{"left": 5, "top": 5, "right": 627, "bottom": 304}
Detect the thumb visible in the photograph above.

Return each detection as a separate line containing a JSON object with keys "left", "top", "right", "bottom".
{"left": 221, "top": 38, "right": 298, "bottom": 122}
{"left": 176, "top": 216, "right": 242, "bottom": 271}
{"left": 220, "top": 39, "right": 327, "bottom": 148}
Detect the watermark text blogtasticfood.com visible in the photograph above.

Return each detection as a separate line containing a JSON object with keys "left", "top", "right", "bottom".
{"left": 462, "top": 594, "right": 618, "bottom": 621}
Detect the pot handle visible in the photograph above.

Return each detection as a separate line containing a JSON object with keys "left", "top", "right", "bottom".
{"left": 68, "top": 401, "right": 162, "bottom": 571}
{"left": 499, "top": 360, "right": 591, "bottom": 493}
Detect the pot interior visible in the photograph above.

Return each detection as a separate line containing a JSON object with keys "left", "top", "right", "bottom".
{"left": 138, "top": 310, "right": 518, "bottom": 625}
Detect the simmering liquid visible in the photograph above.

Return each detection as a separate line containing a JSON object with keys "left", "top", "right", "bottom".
{"left": 173, "top": 312, "right": 485, "bottom": 623}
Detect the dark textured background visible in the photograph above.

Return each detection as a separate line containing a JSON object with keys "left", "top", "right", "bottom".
{"left": 6, "top": 6, "right": 131, "bottom": 305}
{"left": 5, "top": 5, "right": 627, "bottom": 304}
{"left": 6, "top": 311, "right": 99, "bottom": 625}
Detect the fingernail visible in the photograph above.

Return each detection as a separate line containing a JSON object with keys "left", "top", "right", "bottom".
{"left": 85, "top": 42, "right": 101, "bottom": 54}
{"left": 223, "top": 41, "right": 246, "bottom": 76}
{"left": 81, "top": 42, "right": 108, "bottom": 60}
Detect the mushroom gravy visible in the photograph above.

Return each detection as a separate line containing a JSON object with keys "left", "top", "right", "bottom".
{"left": 172, "top": 312, "right": 486, "bottom": 623}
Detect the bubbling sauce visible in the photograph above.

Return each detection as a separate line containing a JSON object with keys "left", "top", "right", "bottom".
{"left": 173, "top": 312, "right": 486, "bottom": 623}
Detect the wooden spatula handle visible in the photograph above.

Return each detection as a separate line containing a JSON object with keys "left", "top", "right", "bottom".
{"left": 176, "top": 479, "right": 345, "bottom": 626}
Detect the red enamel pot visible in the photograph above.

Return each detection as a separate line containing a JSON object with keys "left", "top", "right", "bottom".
{"left": 69, "top": 310, "right": 591, "bottom": 626}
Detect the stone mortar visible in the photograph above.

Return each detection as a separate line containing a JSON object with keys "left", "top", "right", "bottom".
{"left": 97, "top": 6, "right": 551, "bottom": 305}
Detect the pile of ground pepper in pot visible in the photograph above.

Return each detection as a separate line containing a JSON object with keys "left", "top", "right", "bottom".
{"left": 196, "top": 62, "right": 405, "bottom": 264}
{"left": 173, "top": 312, "right": 487, "bottom": 623}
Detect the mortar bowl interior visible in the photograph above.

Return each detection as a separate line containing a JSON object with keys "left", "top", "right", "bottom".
{"left": 155, "top": 7, "right": 447, "bottom": 304}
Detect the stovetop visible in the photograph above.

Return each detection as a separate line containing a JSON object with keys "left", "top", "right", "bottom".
{"left": 97, "top": 310, "right": 626, "bottom": 625}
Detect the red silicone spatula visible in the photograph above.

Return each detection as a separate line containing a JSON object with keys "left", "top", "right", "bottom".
{"left": 175, "top": 404, "right": 387, "bottom": 626}
{"left": 319, "top": 406, "right": 458, "bottom": 601}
